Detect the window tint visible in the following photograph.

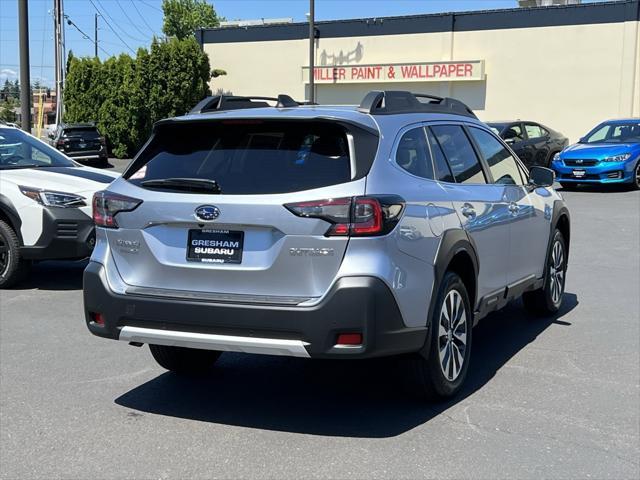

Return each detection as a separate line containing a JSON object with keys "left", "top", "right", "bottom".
{"left": 525, "top": 124, "right": 543, "bottom": 139}
{"left": 503, "top": 124, "right": 524, "bottom": 141}
{"left": 431, "top": 125, "right": 486, "bottom": 184}
{"left": 126, "top": 121, "right": 353, "bottom": 195}
{"left": 425, "top": 127, "right": 454, "bottom": 182}
{"left": 395, "top": 127, "right": 434, "bottom": 179}
{"left": 469, "top": 127, "right": 524, "bottom": 186}
{"left": 62, "top": 127, "right": 101, "bottom": 139}
{"left": 0, "top": 127, "right": 75, "bottom": 169}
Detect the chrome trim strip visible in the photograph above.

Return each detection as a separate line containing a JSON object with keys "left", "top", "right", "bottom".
{"left": 124, "top": 286, "right": 312, "bottom": 306}
{"left": 119, "top": 326, "right": 311, "bottom": 358}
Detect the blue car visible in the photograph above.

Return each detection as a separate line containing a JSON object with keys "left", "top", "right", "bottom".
{"left": 552, "top": 119, "right": 640, "bottom": 190}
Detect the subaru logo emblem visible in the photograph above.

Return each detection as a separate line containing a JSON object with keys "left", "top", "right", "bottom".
{"left": 576, "top": 159, "right": 583, "bottom": 164}
{"left": 195, "top": 205, "right": 220, "bottom": 221}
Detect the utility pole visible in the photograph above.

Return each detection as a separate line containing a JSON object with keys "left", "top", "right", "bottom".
{"left": 308, "top": 0, "right": 315, "bottom": 104}
{"left": 53, "top": 0, "right": 65, "bottom": 126}
{"left": 94, "top": 13, "right": 98, "bottom": 58}
{"left": 18, "top": 0, "right": 31, "bottom": 132}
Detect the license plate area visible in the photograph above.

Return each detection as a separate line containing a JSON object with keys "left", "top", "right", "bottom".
{"left": 572, "top": 169, "right": 586, "bottom": 178}
{"left": 187, "top": 229, "right": 244, "bottom": 264}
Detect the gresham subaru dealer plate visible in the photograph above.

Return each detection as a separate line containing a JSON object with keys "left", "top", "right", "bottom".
{"left": 187, "top": 229, "right": 244, "bottom": 264}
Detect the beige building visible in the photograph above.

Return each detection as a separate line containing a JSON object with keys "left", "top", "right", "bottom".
{"left": 199, "top": 0, "right": 640, "bottom": 142}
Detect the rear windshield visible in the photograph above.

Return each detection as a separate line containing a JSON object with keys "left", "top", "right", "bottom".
{"left": 125, "top": 120, "right": 356, "bottom": 194}
{"left": 62, "top": 127, "right": 100, "bottom": 139}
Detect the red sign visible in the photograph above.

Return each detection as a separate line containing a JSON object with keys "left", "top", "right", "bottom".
{"left": 304, "top": 61, "right": 485, "bottom": 84}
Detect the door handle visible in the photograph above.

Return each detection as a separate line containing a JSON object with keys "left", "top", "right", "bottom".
{"left": 508, "top": 202, "right": 519, "bottom": 214}
{"left": 461, "top": 203, "right": 476, "bottom": 218}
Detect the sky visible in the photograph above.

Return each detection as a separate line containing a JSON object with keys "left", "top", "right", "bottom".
{"left": 0, "top": 0, "right": 610, "bottom": 88}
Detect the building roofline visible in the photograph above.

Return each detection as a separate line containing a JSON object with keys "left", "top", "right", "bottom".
{"left": 197, "top": 0, "right": 639, "bottom": 45}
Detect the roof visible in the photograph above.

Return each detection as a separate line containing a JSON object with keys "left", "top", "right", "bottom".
{"left": 601, "top": 118, "right": 640, "bottom": 124}
{"left": 158, "top": 104, "right": 485, "bottom": 135}
{"left": 197, "top": 0, "right": 639, "bottom": 44}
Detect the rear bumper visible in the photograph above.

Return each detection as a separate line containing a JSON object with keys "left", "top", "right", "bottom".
{"left": 66, "top": 151, "right": 108, "bottom": 163}
{"left": 20, "top": 207, "right": 95, "bottom": 260}
{"left": 83, "top": 261, "right": 427, "bottom": 359}
{"left": 552, "top": 159, "right": 637, "bottom": 183}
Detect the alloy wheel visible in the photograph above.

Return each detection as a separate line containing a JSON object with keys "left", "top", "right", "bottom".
{"left": 635, "top": 162, "right": 640, "bottom": 188}
{"left": 438, "top": 289, "right": 467, "bottom": 381}
{"left": 0, "top": 234, "right": 9, "bottom": 277}
{"left": 549, "top": 239, "right": 565, "bottom": 305}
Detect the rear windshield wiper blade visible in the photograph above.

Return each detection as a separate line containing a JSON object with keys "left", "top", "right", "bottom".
{"left": 140, "top": 178, "right": 222, "bottom": 194}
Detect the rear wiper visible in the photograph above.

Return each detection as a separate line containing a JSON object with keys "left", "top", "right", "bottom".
{"left": 141, "top": 177, "right": 222, "bottom": 194}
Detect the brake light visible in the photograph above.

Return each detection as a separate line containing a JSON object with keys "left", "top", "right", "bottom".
{"left": 284, "top": 196, "right": 404, "bottom": 237}
{"left": 99, "top": 136, "right": 106, "bottom": 146}
{"left": 92, "top": 191, "right": 142, "bottom": 228}
{"left": 56, "top": 140, "right": 65, "bottom": 149}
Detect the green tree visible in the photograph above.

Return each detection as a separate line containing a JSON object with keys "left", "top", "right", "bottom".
{"left": 161, "top": 0, "right": 222, "bottom": 40}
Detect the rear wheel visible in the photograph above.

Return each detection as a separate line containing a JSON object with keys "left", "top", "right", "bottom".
{"left": 406, "top": 272, "right": 472, "bottom": 401}
{"left": 523, "top": 229, "right": 567, "bottom": 315}
{"left": 559, "top": 182, "right": 578, "bottom": 191}
{"left": 149, "top": 344, "right": 221, "bottom": 375}
{"left": 0, "top": 220, "right": 29, "bottom": 289}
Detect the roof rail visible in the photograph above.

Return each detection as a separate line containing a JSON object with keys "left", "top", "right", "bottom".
{"left": 357, "top": 90, "right": 477, "bottom": 119}
{"left": 189, "top": 94, "right": 299, "bottom": 114}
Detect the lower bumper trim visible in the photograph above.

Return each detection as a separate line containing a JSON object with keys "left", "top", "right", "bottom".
{"left": 119, "top": 326, "right": 311, "bottom": 357}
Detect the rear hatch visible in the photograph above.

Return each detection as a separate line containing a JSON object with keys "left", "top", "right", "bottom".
{"left": 61, "top": 127, "right": 102, "bottom": 155}
{"left": 104, "top": 118, "right": 379, "bottom": 304}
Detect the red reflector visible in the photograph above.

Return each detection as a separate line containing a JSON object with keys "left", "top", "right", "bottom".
{"left": 91, "top": 312, "right": 105, "bottom": 326}
{"left": 336, "top": 333, "right": 362, "bottom": 346}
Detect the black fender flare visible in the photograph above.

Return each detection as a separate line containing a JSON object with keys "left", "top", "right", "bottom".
{"left": 544, "top": 199, "right": 571, "bottom": 284}
{"left": 0, "top": 194, "right": 23, "bottom": 244}
{"left": 421, "top": 229, "right": 479, "bottom": 358}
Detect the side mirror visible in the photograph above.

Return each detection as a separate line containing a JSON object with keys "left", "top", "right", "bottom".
{"left": 528, "top": 166, "right": 555, "bottom": 188}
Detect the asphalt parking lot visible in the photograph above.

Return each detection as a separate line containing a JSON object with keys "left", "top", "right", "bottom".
{"left": 1, "top": 177, "right": 638, "bottom": 479}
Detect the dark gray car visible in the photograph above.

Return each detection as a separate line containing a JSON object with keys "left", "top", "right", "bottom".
{"left": 488, "top": 121, "right": 568, "bottom": 168}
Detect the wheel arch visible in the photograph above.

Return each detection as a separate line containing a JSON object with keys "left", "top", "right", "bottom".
{"left": 551, "top": 200, "right": 571, "bottom": 262}
{"left": 0, "top": 195, "right": 23, "bottom": 245}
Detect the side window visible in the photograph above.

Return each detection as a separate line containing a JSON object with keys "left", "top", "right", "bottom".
{"left": 431, "top": 125, "right": 486, "bottom": 184}
{"left": 504, "top": 124, "right": 524, "bottom": 142}
{"left": 525, "top": 124, "right": 543, "bottom": 139}
{"left": 425, "top": 127, "right": 454, "bottom": 183}
{"left": 395, "top": 127, "right": 434, "bottom": 179}
{"left": 468, "top": 127, "right": 524, "bottom": 186}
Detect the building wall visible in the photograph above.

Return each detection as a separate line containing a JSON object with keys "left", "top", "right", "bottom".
{"left": 203, "top": 6, "right": 639, "bottom": 143}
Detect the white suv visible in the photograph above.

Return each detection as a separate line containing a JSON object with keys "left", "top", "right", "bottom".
{"left": 0, "top": 126, "right": 118, "bottom": 287}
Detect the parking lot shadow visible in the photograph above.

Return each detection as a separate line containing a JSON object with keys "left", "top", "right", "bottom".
{"left": 115, "top": 293, "right": 578, "bottom": 438}
{"left": 12, "top": 260, "right": 87, "bottom": 291}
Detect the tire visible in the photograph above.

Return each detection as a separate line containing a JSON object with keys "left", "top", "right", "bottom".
{"left": 149, "top": 344, "right": 221, "bottom": 375}
{"left": 406, "top": 271, "right": 473, "bottom": 401}
{"left": 0, "top": 220, "right": 29, "bottom": 289}
{"left": 632, "top": 161, "right": 640, "bottom": 191}
{"left": 559, "top": 182, "right": 578, "bottom": 191}
{"left": 523, "top": 229, "right": 567, "bottom": 315}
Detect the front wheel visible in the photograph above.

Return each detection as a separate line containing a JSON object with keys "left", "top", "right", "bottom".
{"left": 0, "top": 220, "right": 29, "bottom": 289}
{"left": 523, "top": 229, "right": 567, "bottom": 315}
{"left": 406, "top": 271, "right": 473, "bottom": 401}
{"left": 149, "top": 344, "right": 221, "bottom": 375}
{"left": 632, "top": 161, "right": 640, "bottom": 190}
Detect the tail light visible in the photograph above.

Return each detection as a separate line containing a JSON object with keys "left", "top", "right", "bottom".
{"left": 99, "top": 136, "right": 106, "bottom": 146}
{"left": 285, "top": 195, "right": 404, "bottom": 237}
{"left": 92, "top": 191, "right": 142, "bottom": 228}
{"left": 56, "top": 140, "right": 65, "bottom": 149}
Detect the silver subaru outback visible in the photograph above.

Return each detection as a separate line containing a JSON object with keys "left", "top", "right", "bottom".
{"left": 84, "top": 91, "right": 570, "bottom": 400}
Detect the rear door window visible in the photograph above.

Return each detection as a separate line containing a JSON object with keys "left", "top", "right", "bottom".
{"left": 431, "top": 125, "right": 486, "bottom": 184}
{"left": 395, "top": 127, "right": 434, "bottom": 179}
{"left": 126, "top": 120, "right": 355, "bottom": 194}
{"left": 425, "top": 127, "right": 454, "bottom": 183}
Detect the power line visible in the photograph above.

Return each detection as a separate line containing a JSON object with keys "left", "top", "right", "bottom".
{"left": 115, "top": 0, "right": 153, "bottom": 39}
{"left": 129, "top": 0, "right": 160, "bottom": 37}
{"left": 65, "top": 14, "right": 113, "bottom": 57}
{"left": 95, "top": 0, "right": 151, "bottom": 43}
{"left": 139, "top": 0, "right": 163, "bottom": 13}
{"left": 87, "top": 0, "right": 136, "bottom": 54}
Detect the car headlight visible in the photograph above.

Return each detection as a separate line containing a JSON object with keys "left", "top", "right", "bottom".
{"left": 602, "top": 153, "right": 631, "bottom": 162}
{"left": 19, "top": 186, "right": 87, "bottom": 208}
{"left": 553, "top": 152, "right": 561, "bottom": 162}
